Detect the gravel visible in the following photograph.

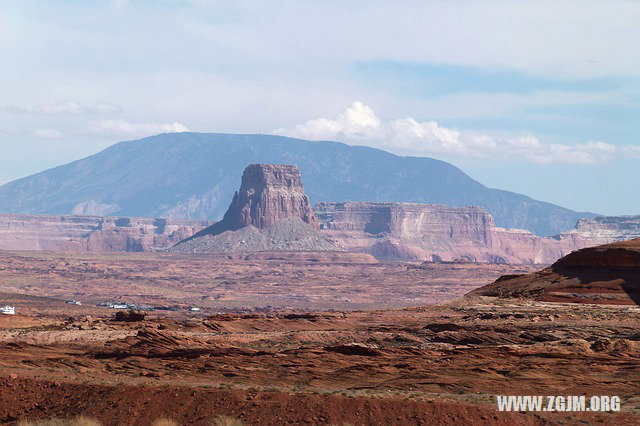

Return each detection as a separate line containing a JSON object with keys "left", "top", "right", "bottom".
{"left": 169, "top": 218, "right": 342, "bottom": 254}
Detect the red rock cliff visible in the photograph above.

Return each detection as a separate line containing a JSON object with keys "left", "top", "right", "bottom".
{"left": 0, "top": 213, "right": 212, "bottom": 252}
{"left": 315, "top": 202, "right": 626, "bottom": 264}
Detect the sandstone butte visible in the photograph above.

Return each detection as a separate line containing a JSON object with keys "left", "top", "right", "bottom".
{"left": 315, "top": 202, "right": 640, "bottom": 264}
{"left": 186, "top": 163, "right": 320, "bottom": 240}
{"left": 168, "top": 164, "right": 345, "bottom": 254}
{"left": 469, "top": 237, "right": 640, "bottom": 305}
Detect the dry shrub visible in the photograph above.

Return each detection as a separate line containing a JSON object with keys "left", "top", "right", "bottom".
{"left": 211, "top": 415, "right": 245, "bottom": 426}
{"left": 18, "top": 416, "right": 101, "bottom": 426}
{"left": 152, "top": 418, "right": 179, "bottom": 426}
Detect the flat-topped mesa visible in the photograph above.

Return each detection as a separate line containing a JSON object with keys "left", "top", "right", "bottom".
{"left": 314, "top": 202, "right": 629, "bottom": 264}
{"left": 192, "top": 164, "right": 319, "bottom": 238}
{"left": 316, "top": 202, "right": 494, "bottom": 244}
{"left": 0, "top": 213, "right": 212, "bottom": 252}
{"left": 570, "top": 215, "right": 640, "bottom": 243}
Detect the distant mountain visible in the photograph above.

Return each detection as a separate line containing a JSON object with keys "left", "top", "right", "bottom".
{"left": 0, "top": 133, "right": 596, "bottom": 236}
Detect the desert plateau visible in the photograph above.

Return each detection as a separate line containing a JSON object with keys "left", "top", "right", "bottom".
{"left": 2, "top": 3, "right": 639, "bottom": 424}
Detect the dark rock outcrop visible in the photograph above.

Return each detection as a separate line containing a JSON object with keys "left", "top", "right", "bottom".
{"left": 114, "top": 310, "right": 147, "bottom": 322}
{"left": 470, "top": 238, "right": 640, "bottom": 305}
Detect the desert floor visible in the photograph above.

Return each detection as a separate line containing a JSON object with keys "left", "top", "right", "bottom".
{"left": 0, "top": 251, "right": 638, "bottom": 425}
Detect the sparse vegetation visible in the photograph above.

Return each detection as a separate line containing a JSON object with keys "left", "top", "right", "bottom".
{"left": 18, "top": 416, "right": 101, "bottom": 426}
{"left": 210, "top": 415, "right": 244, "bottom": 426}
{"left": 152, "top": 418, "right": 178, "bottom": 426}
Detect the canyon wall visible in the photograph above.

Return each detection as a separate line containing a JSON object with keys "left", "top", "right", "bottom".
{"left": 315, "top": 202, "right": 638, "bottom": 264}
{"left": 0, "top": 213, "right": 212, "bottom": 252}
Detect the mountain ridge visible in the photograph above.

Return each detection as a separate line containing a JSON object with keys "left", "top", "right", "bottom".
{"left": 0, "top": 132, "right": 596, "bottom": 236}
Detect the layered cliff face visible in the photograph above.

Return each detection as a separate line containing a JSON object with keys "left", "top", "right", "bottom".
{"left": 0, "top": 214, "right": 212, "bottom": 252}
{"left": 471, "top": 238, "right": 640, "bottom": 305}
{"left": 316, "top": 202, "right": 495, "bottom": 261}
{"left": 315, "top": 202, "right": 632, "bottom": 264}
{"left": 564, "top": 215, "right": 640, "bottom": 244}
{"left": 172, "top": 165, "right": 338, "bottom": 253}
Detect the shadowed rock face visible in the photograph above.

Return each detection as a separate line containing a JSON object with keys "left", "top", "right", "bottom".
{"left": 470, "top": 238, "right": 640, "bottom": 305}
{"left": 191, "top": 164, "right": 319, "bottom": 239}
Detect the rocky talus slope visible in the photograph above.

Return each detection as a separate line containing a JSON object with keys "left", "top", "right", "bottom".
{"left": 469, "top": 238, "right": 640, "bottom": 305}
{"left": 0, "top": 213, "right": 211, "bottom": 252}
{"left": 170, "top": 217, "right": 339, "bottom": 253}
{"left": 171, "top": 164, "right": 339, "bottom": 253}
{"left": 315, "top": 202, "right": 638, "bottom": 264}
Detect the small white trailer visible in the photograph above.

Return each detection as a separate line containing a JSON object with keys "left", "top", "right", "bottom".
{"left": 1, "top": 306, "right": 15, "bottom": 315}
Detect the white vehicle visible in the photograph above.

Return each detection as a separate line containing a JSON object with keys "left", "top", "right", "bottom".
{"left": 1, "top": 306, "right": 15, "bottom": 315}
{"left": 109, "top": 304, "right": 128, "bottom": 309}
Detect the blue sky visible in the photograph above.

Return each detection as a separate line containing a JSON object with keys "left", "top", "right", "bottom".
{"left": 0, "top": 0, "right": 639, "bottom": 215}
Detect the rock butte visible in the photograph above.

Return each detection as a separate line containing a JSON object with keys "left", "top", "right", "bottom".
{"left": 315, "top": 202, "right": 640, "bottom": 264}
{"left": 188, "top": 164, "right": 319, "bottom": 239}
{"left": 470, "top": 237, "right": 640, "bottom": 305}
{"left": 170, "top": 164, "right": 340, "bottom": 253}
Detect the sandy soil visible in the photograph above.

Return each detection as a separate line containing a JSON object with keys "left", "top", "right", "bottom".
{"left": 1, "top": 251, "right": 638, "bottom": 424}
{"left": 0, "top": 250, "right": 536, "bottom": 311}
{"left": 1, "top": 300, "right": 639, "bottom": 425}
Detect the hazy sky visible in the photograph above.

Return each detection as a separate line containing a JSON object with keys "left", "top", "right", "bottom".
{"left": 1, "top": 0, "right": 639, "bottom": 215}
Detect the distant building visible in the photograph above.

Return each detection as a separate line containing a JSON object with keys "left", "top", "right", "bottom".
{"left": 1, "top": 306, "right": 15, "bottom": 315}
{"left": 66, "top": 300, "right": 82, "bottom": 305}
{"left": 189, "top": 307, "right": 201, "bottom": 312}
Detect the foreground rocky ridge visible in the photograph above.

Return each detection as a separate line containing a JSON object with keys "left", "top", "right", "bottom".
{"left": 1, "top": 299, "right": 638, "bottom": 425}
{"left": 0, "top": 213, "right": 211, "bottom": 252}
{"left": 470, "top": 238, "right": 640, "bottom": 305}
{"left": 316, "top": 202, "right": 638, "bottom": 264}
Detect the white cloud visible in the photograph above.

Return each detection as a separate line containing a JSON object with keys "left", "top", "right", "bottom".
{"left": 89, "top": 119, "right": 189, "bottom": 137}
{"left": 34, "top": 128, "right": 63, "bottom": 139}
{"left": 622, "top": 145, "right": 640, "bottom": 159}
{"left": 275, "top": 102, "right": 631, "bottom": 165}
{"left": 5, "top": 101, "right": 121, "bottom": 115}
